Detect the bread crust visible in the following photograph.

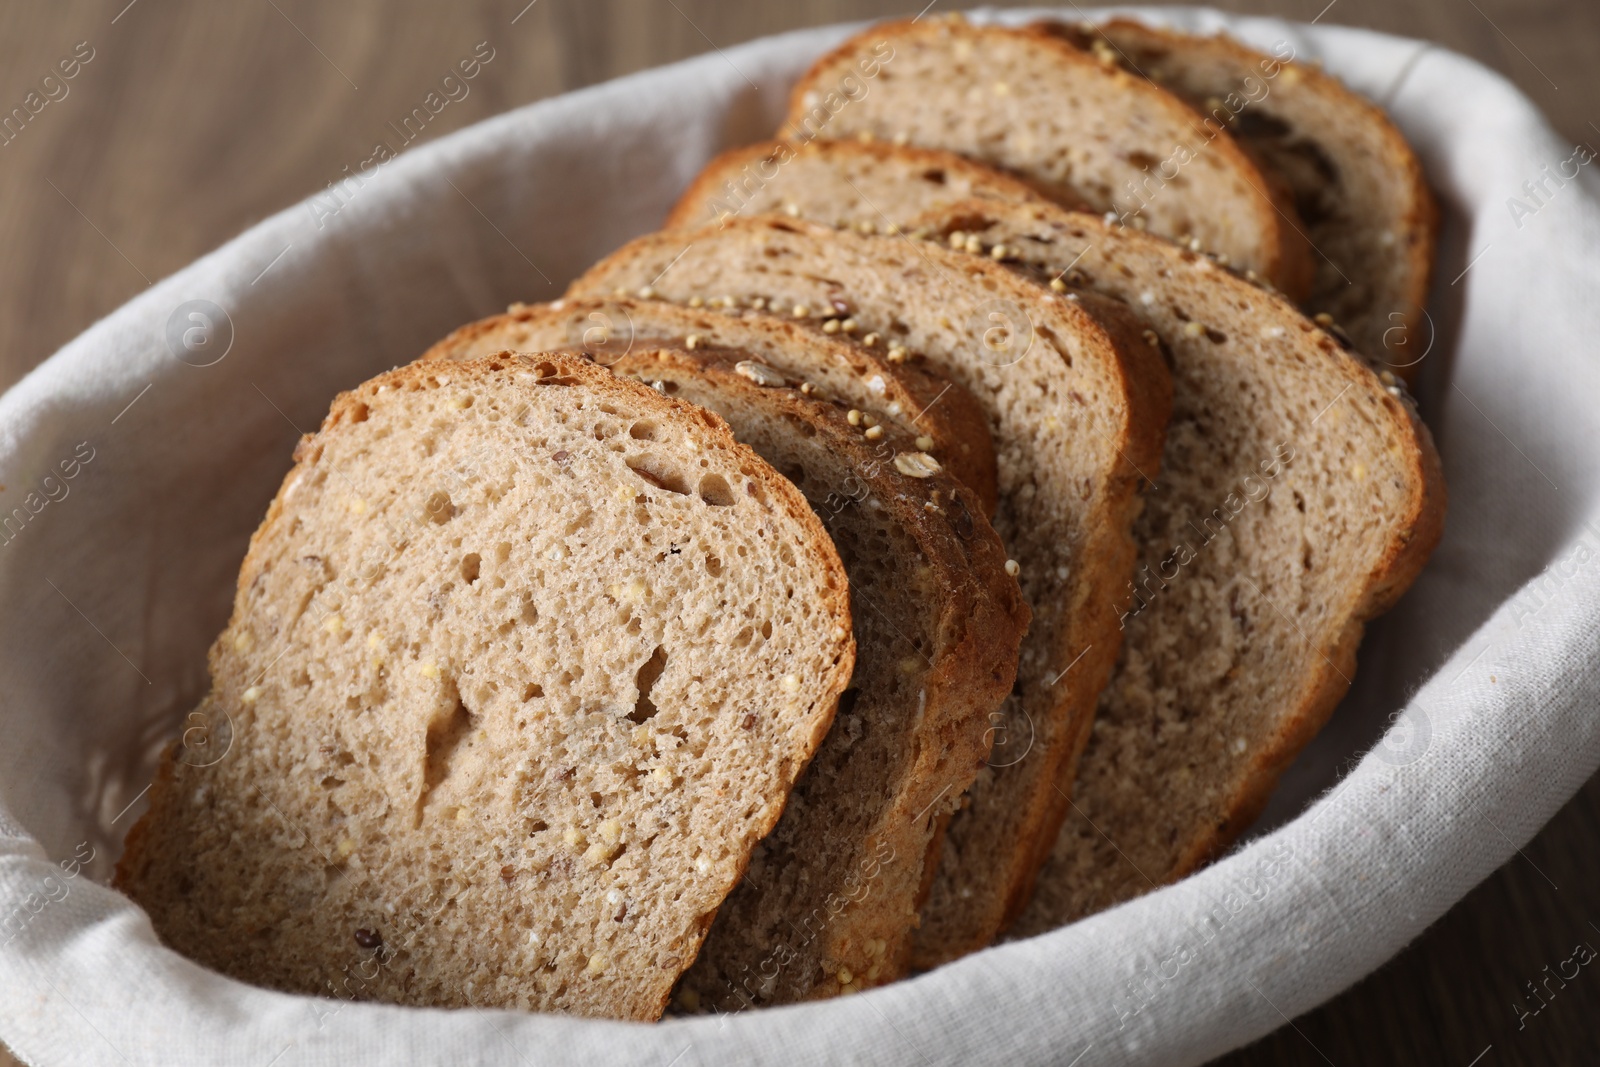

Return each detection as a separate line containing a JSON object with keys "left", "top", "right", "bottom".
{"left": 784, "top": 17, "right": 1313, "bottom": 299}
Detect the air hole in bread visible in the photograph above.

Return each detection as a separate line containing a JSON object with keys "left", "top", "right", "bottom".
{"left": 521, "top": 682, "right": 543, "bottom": 701}
{"left": 461, "top": 554, "right": 481, "bottom": 584}
{"left": 628, "top": 456, "right": 691, "bottom": 495}
{"left": 629, "top": 419, "right": 659, "bottom": 441}
{"left": 347, "top": 402, "right": 370, "bottom": 423}
{"left": 424, "top": 491, "right": 455, "bottom": 524}
{"left": 697, "top": 473, "right": 736, "bottom": 506}
{"left": 920, "top": 168, "right": 948, "bottom": 185}
{"left": 628, "top": 647, "right": 668, "bottom": 724}
{"left": 420, "top": 681, "right": 476, "bottom": 820}
{"left": 705, "top": 554, "right": 723, "bottom": 577}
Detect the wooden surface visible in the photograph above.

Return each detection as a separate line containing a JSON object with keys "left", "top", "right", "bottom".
{"left": 2, "top": 2, "right": 1597, "bottom": 1064}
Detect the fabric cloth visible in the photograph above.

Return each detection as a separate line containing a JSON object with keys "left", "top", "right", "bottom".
{"left": 3, "top": 6, "right": 1597, "bottom": 1064}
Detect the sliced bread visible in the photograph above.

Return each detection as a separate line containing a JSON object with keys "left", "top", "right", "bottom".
{"left": 596, "top": 346, "right": 1028, "bottom": 1007}
{"left": 784, "top": 16, "right": 1313, "bottom": 298}
{"left": 1055, "top": 18, "right": 1438, "bottom": 379}
{"left": 665, "top": 138, "right": 1054, "bottom": 232}
{"left": 421, "top": 297, "right": 999, "bottom": 516}
{"left": 115, "top": 352, "right": 855, "bottom": 1019}
{"left": 907, "top": 200, "right": 1445, "bottom": 934}
{"left": 568, "top": 215, "right": 1173, "bottom": 962}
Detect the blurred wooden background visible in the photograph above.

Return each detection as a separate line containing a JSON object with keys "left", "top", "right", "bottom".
{"left": 2, "top": 2, "right": 1597, "bottom": 1064}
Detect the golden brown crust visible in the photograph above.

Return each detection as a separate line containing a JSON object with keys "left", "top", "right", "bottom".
{"left": 420, "top": 299, "right": 1001, "bottom": 519}
{"left": 784, "top": 17, "right": 1310, "bottom": 297}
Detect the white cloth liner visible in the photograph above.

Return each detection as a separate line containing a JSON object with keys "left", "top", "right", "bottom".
{"left": 3, "top": 6, "right": 1597, "bottom": 1064}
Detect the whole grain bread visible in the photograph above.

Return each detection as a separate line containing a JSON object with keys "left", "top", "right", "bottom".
{"left": 421, "top": 297, "right": 999, "bottom": 516}
{"left": 909, "top": 200, "right": 1445, "bottom": 935}
{"left": 568, "top": 215, "right": 1172, "bottom": 962}
{"left": 1055, "top": 18, "right": 1438, "bottom": 380}
{"left": 784, "top": 16, "right": 1313, "bottom": 298}
{"left": 665, "top": 138, "right": 1054, "bottom": 232}
{"left": 115, "top": 352, "right": 855, "bottom": 1020}
{"left": 596, "top": 347, "right": 1027, "bottom": 1008}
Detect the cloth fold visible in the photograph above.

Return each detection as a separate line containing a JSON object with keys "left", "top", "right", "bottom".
{"left": 3, "top": 7, "right": 1596, "bottom": 1064}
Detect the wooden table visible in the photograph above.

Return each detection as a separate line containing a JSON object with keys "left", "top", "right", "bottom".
{"left": 2, "top": 3, "right": 1595, "bottom": 1064}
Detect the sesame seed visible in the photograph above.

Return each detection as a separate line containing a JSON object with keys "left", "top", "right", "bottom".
{"left": 893, "top": 452, "right": 942, "bottom": 479}
{"left": 990, "top": 244, "right": 1008, "bottom": 260}
{"left": 1004, "top": 559, "right": 1021, "bottom": 577}
{"left": 1314, "top": 312, "right": 1335, "bottom": 327}
{"left": 822, "top": 319, "right": 841, "bottom": 334}
{"left": 687, "top": 296, "right": 704, "bottom": 308}
{"left": 847, "top": 409, "right": 862, "bottom": 426}
{"left": 1182, "top": 321, "right": 1206, "bottom": 338}
{"left": 751, "top": 297, "right": 767, "bottom": 310}
{"left": 792, "top": 304, "right": 810, "bottom": 318}
{"left": 241, "top": 686, "right": 261, "bottom": 704}
{"left": 915, "top": 435, "right": 935, "bottom": 451}
{"left": 862, "top": 333, "right": 879, "bottom": 347}
{"left": 783, "top": 203, "right": 800, "bottom": 217}
{"left": 685, "top": 334, "right": 701, "bottom": 350}
{"left": 638, "top": 286, "right": 656, "bottom": 300}
{"left": 1049, "top": 277, "right": 1067, "bottom": 292}
{"left": 781, "top": 673, "right": 802, "bottom": 693}
{"left": 948, "top": 231, "right": 967, "bottom": 249}
{"left": 865, "top": 425, "right": 884, "bottom": 440}
{"left": 841, "top": 318, "right": 858, "bottom": 333}
{"left": 735, "top": 360, "right": 786, "bottom": 387}
{"left": 964, "top": 235, "right": 982, "bottom": 254}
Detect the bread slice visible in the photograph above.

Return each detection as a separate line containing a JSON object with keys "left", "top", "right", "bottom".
{"left": 115, "top": 352, "right": 855, "bottom": 1020}
{"left": 907, "top": 200, "right": 1445, "bottom": 934}
{"left": 568, "top": 215, "right": 1172, "bottom": 962}
{"left": 1055, "top": 19, "right": 1438, "bottom": 380}
{"left": 784, "top": 16, "right": 1313, "bottom": 298}
{"left": 421, "top": 297, "right": 999, "bottom": 516}
{"left": 665, "top": 139, "right": 1054, "bottom": 232}
{"left": 597, "top": 347, "right": 1028, "bottom": 1007}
